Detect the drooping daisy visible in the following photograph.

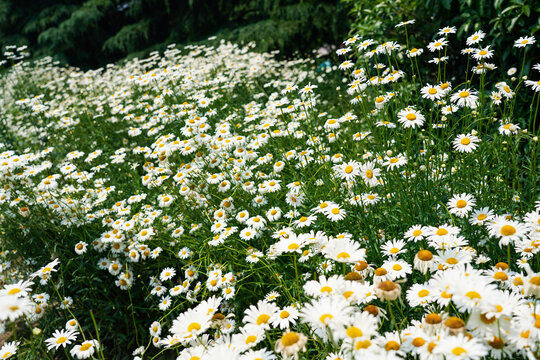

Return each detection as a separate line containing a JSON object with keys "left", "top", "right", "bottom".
{"left": 275, "top": 331, "right": 308, "bottom": 359}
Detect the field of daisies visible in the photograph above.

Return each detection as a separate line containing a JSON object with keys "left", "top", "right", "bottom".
{"left": 0, "top": 20, "right": 539, "bottom": 360}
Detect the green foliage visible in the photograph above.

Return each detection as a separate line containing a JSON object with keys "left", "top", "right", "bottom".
{"left": 0, "top": 0, "right": 349, "bottom": 69}
{"left": 343, "top": 0, "right": 540, "bottom": 74}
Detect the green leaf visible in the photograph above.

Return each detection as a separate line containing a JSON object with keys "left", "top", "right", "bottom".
{"left": 441, "top": 0, "right": 452, "bottom": 10}
{"left": 522, "top": 4, "right": 531, "bottom": 16}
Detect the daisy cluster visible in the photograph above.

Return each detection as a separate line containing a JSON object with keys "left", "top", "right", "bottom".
{"left": 0, "top": 22, "right": 538, "bottom": 360}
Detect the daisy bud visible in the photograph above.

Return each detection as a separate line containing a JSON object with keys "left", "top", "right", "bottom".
{"left": 420, "top": 165, "right": 426, "bottom": 171}
{"left": 386, "top": 150, "right": 393, "bottom": 156}
{"left": 375, "top": 280, "right": 401, "bottom": 301}
{"left": 511, "top": 77, "right": 517, "bottom": 81}
{"left": 522, "top": 76, "right": 527, "bottom": 80}
{"left": 471, "top": 129, "right": 478, "bottom": 135}
{"left": 33, "top": 328, "right": 42, "bottom": 336}
{"left": 533, "top": 137, "right": 538, "bottom": 142}
{"left": 522, "top": 129, "right": 528, "bottom": 133}
{"left": 444, "top": 316, "right": 466, "bottom": 335}
{"left": 275, "top": 331, "right": 307, "bottom": 359}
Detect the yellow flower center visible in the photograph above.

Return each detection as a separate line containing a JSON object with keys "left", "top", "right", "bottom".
{"left": 375, "top": 96, "right": 385, "bottom": 103}
{"left": 355, "top": 340, "right": 372, "bottom": 350}
{"left": 337, "top": 252, "right": 351, "bottom": 259}
{"left": 245, "top": 335, "right": 257, "bottom": 344}
{"left": 346, "top": 326, "right": 363, "bottom": 338}
{"left": 7, "top": 288, "right": 20, "bottom": 295}
{"left": 418, "top": 289, "right": 430, "bottom": 297}
{"left": 406, "top": 113, "right": 416, "bottom": 120}
{"left": 281, "top": 332, "right": 300, "bottom": 346}
{"left": 466, "top": 291, "right": 481, "bottom": 299}
{"left": 456, "top": 200, "right": 467, "bottom": 208}
{"left": 500, "top": 225, "right": 516, "bottom": 236}
{"left": 459, "top": 91, "right": 470, "bottom": 98}
{"left": 319, "top": 313, "right": 334, "bottom": 324}
{"left": 460, "top": 137, "right": 471, "bottom": 145}
{"left": 494, "top": 272, "right": 508, "bottom": 281}
{"left": 365, "top": 170, "right": 373, "bottom": 178}
{"left": 441, "top": 291, "right": 452, "bottom": 299}
{"left": 56, "top": 337, "right": 67, "bottom": 344}
{"left": 479, "top": 50, "right": 487, "bottom": 55}
{"left": 80, "top": 343, "right": 93, "bottom": 351}
{"left": 345, "top": 165, "right": 354, "bottom": 174}
{"left": 428, "top": 88, "right": 437, "bottom": 95}
{"left": 436, "top": 228, "right": 448, "bottom": 236}
{"left": 385, "top": 340, "right": 400, "bottom": 351}
{"left": 280, "top": 311, "right": 290, "bottom": 319}
{"left": 477, "top": 214, "right": 487, "bottom": 220}
{"left": 452, "top": 347, "right": 467, "bottom": 356}
{"left": 256, "top": 314, "right": 270, "bottom": 325}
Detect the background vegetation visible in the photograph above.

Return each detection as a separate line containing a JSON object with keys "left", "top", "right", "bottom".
{"left": 0, "top": 0, "right": 350, "bottom": 69}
